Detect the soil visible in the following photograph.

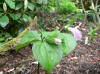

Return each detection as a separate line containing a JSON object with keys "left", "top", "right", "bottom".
{"left": 0, "top": 17, "right": 100, "bottom": 74}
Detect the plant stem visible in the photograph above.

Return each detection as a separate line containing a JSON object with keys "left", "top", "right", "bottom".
{"left": 0, "top": 16, "right": 37, "bottom": 53}
{"left": 37, "top": 63, "right": 40, "bottom": 74}
{"left": 0, "top": 29, "right": 28, "bottom": 53}
{"left": 45, "top": 70, "right": 48, "bottom": 74}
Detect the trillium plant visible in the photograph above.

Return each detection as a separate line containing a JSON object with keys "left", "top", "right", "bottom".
{"left": 16, "top": 26, "right": 82, "bottom": 73}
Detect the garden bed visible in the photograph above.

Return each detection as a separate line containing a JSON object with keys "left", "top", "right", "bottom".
{"left": 0, "top": 24, "right": 100, "bottom": 74}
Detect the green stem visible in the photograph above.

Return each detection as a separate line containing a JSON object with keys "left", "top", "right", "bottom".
{"left": 0, "top": 16, "right": 37, "bottom": 53}
{"left": 0, "top": 29, "right": 29, "bottom": 53}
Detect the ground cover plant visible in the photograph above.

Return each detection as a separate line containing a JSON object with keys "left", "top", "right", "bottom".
{"left": 0, "top": 0, "right": 100, "bottom": 74}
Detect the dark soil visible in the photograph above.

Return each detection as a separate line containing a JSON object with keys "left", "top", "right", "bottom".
{"left": 0, "top": 19, "right": 100, "bottom": 74}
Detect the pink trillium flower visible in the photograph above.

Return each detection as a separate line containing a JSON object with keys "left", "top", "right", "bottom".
{"left": 54, "top": 38, "right": 62, "bottom": 44}
{"left": 68, "top": 26, "right": 82, "bottom": 41}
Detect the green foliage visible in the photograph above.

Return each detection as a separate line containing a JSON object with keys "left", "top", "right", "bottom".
{"left": 0, "top": 0, "right": 82, "bottom": 73}
{"left": 9, "top": 13, "right": 21, "bottom": 20}
{"left": 47, "top": 0, "right": 58, "bottom": 12}
{"left": 84, "top": 0, "right": 100, "bottom": 41}
{"left": 0, "top": 0, "right": 35, "bottom": 36}
{"left": 0, "top": 30, "right": 10, "bottom": 43}
{"left": 32, "top": 41, "right": 63, "bottom": 73}
{"left": 22, "top": 14, "right": 30, "bottom": 23}
{"left": 58, "top": 1, "right": 77, "bottom": 14}
{"left": 43, "top": 31, "right": 60, "bottom": 45}
{"left": 0, "top": 15, "right": 9, "bottom": 28}
{"left": 58, "top": 33, "right": 76, "bottom": 56}
{"left": 16, "top": 30, "right": 76, "bottom": 73}
{"left": 15, "top": 3, "right": 23, "bottom": 10}
{"left": 72, "top": 9, "right": 83, "bottom": 21}
{"left": 16, "top": 31, "right": 41, "bottom": 51}
{"left": 28, "top": 2, "right": 35, "bottom": 11}
{"left": 89, "top": 24, "right": 97, "bottom": 41}
{"left": 36, "top": 0, "right": 48, "bottom": 4}
{"left": 5, "top": 0, "right": 15, "bottom": 9}
{"left": 42, "top": 31, "right": 60, "bottom": 38}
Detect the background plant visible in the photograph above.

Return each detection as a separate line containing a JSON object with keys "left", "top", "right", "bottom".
{"left": 82, "top": 0, "right": 100, "bottom": 41}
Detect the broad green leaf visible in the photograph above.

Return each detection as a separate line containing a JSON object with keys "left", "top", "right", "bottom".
{"left": 32, "top": 41, "right": 63, "bottom": 73}
{"left": 42, "top": 31, "right": 60, "bottom": 45}
{"left": 5, "top": 0, "right": 15, "bottom": 9}
{"left": 15, "top": 4, "right": 23, "bottom": 10}
{"left": 22, "top": 14, "right": 29, "bottom": 22}
{"left": 9, "top": 13, "right": 21, "bottom": 20}
{"left": 0, "top": 15, "right": 9, "bottom": 28}
{"left": 28, "top": 2, "right": 34, "bottom": 11}
{"left": 16, "top": 31, "right": 41, "bottom": 51}
{"left": 42, "top": 31, "right": 60, "bottom": 38}
{"left": 45, "top": 36, "right": 57, "bottom": 45}
{"left": 58, "top": 33, "right": 76, "bottom": 56}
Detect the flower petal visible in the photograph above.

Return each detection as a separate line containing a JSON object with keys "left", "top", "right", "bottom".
{"left": 68, "top": 27, "right": 82, "bottom": 41}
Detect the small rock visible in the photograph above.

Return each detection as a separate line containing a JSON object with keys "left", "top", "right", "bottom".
{"left": 56, "top": 64, "right": 61, "bottom": 68}
{"left": 0, "top": 71, "right": 3, "bottom": 74}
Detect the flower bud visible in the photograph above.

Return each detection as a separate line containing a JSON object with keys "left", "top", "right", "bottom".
{"left": 24, "top": 0, "right": 28, "bottom": 10}
{"left": 3, "top": 3, "right": 7, "bottom": 12}
{"left": 55, "top": 38, "right": 62, "bottom": 44}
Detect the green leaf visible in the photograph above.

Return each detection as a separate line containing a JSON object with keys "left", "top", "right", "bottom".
{"left": 0, "top": 38, "right": 5, "bottom": 42}
{"left": 0, "top": 8, "right": 3, "bottom": 11}
{"left": 5, "top": 33, "right": 10, "bottom": 38}
{"left": 5, "top": 0, "right": 15, "bottom": 9}
{"left": 16, "top": 31, "right": 41, "bottom": 51}
{"left": 58, "top": 33, "right": 76, "bottom": 56}
{"left": 42, "top": 31, "right": 60, "bottom": 45}
{"left": 0, "top": 13, "right": 3, "bottom": 16}
{"left": 32, "top": 41, "right": 63, "bottom": 73}
{"left": 36, "top": 0, "right": 43, "bottom": 4}
{"left": 28, "top": 2, "right": 34, "bottom": 11}
{"left": 22, "top": 14, "right": 29, "bottom": 22}
{"left": 15, "top": 3, "right": 23, "bottom": 10}
{"left": 45, "top": 36, "right": 57, "bottom": 45}
{"left": 42, "top": 31, "right": 60, "bottom": 38}
{"left": 9, "top": 13, "right": 21, "bottom": 20}
{"left": 0, "top": 1, "right": 4, "bottom": 4}
{"left": 0, "top": 15, "right": 9, "bottom": 28}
